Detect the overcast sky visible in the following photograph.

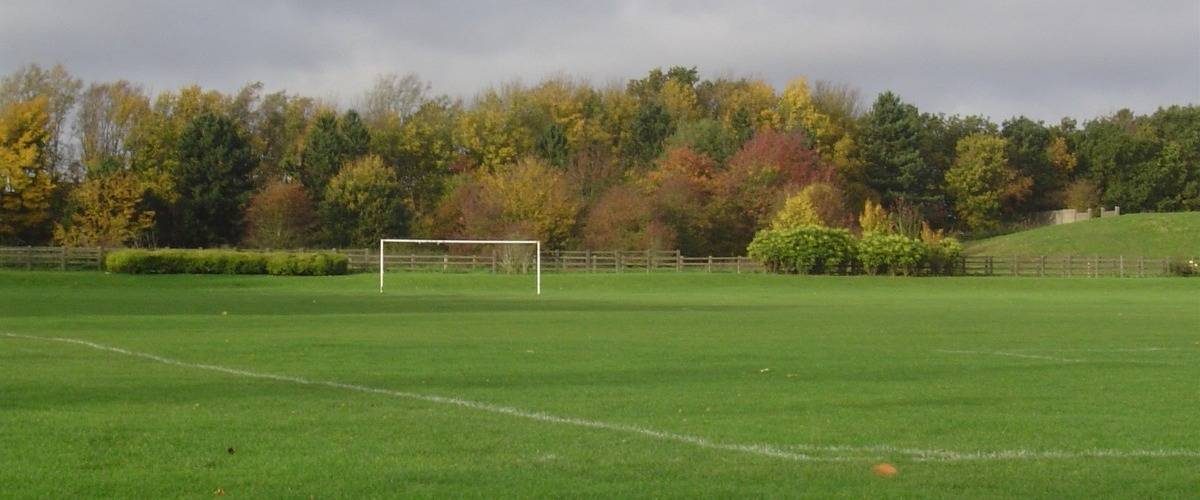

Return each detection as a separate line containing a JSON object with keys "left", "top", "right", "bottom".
{"left": 1, "top": 0, "right": 1197, "bottom": 122}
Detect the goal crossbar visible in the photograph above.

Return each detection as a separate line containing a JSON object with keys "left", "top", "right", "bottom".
{"left": 378, "top": 239, "right": 541, "bottom": 295}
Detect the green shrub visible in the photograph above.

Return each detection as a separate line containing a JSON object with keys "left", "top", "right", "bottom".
{"left": 925, "top": 238, "right": 964, "bottom": 276}
{"left": 106, "top": 249, "right": 347, "bottom": 276}
{"left": 857, "top": 233, "right": 928, "bottom": 276}
{"left": 747, "top": 225, "right": 858, "bottom": 274}
{"left": 266, "top": 252, "right": 349, "bottom": 276}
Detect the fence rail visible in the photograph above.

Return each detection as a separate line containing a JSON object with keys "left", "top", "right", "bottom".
{"left": 0, "top": 246, "right": 1193, "bottom": 277}
{"left": 0, "top": 246, "right": 106, "bottom": 270}
{"left": 339, "top": 248, "right": 763, "bottom": 274}
{"left": 959, "top": 255, "right": 1192, "bottom": 277}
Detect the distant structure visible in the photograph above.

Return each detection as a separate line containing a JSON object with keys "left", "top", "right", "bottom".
{"left": 1038, "top": 206, "right": 1120, "bottom": 225}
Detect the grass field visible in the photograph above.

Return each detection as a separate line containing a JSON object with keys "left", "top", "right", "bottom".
{"left": 966, "top": 212, "right": 1200, "bottom": 257}
{"left": 2, "top": 271, "right": 1199, "bottom": 497}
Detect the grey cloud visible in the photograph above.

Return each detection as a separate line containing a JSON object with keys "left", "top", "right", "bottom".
{"left": 0, "top": 0, "right": 1196, "bottom": 121}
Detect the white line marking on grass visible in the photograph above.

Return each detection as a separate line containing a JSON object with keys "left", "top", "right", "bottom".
{"left": 786, "top": 443, "right": 1200, "bottom": 462}
{"left": 935, "top": 349, "right": 1191, "bottom": 366}
{"left": 6, "top": 333, "right": 1199, "bottom": 464}
{"left": 1024, "top": 347, "right": 1188, "bottom": 353}
{"left": 935, "top": 349, "right": 1085, "bottom": 363}
{"left": 0, "top": 333, "right": 818, "bottom": 463}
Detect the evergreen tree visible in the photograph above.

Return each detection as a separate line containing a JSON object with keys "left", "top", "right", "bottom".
{"left": 858, "top": 92, "right": 940, "bottom": 211}
{"left": 300, "top": 111, "right": 346, "bottom": 198}
{"left": 172, "top": 113, "right": 254, "bottom": 246}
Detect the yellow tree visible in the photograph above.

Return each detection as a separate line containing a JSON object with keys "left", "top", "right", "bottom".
{"left": 661, "top": 79, "right": 700, "bottom": 123}
{"left": 469, "top": 157, "right": 581, "bottom": 248}
{"left": 0, "top": 97, "right": 53, "bottom": 240}
{"left": 779, "top": 78, "right": 831, "bottom": 143}
{"left": 455, "top": 87, "right": 532, "bottom": 171}
{"left": 770, "top": 183, "right": 850, "bottom": 229}
{"left": 717, "top": 79, "right": 780, "bottom": 134}
{"left": 859, "top": 199, "right": 893, "bottom": 235}
{"left": 53, "top": 171, "right": 154, "bottom": 247}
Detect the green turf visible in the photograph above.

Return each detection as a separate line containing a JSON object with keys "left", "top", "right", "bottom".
{"left": 2, "top": 271, "right": 1198, "bottom": 498}
{"left": 966, "top": 212, "right": 1200, "bottom": 257}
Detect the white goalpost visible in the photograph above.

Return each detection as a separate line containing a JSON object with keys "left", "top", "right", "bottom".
{"left": 378, "top": 239, "right": 542, "bottom": 295}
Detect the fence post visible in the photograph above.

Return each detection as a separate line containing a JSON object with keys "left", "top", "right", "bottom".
{"left": 736, "top": 256, "right": 742, "bottom": 274}
{"left": 26, "top": 246, "right": 33, "bottom": 270}
{"left": 1038, "top": 255, "right": 1045, "bottom": 277}
{"left": 676, "top": 250, "right": 682, "bottom": 272}
{"left": 97, "top": 247, "right": 106, "bottom": 270}
{"left": 60, "top": 246, "right": 67, "bottom": 271}
{"left": 707, "top": 256, "right": 713, "bottom": 273}
{"left": 1013, "top": 256, "right": 1019, "bottom": 276}
{"left": 1093, "top": 255, "right": 1099, "bottom": 278}
{"left": 616, "top": 252, "right": 623, "bottom": 273}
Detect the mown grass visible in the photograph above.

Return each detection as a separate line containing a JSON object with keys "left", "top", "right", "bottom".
{"left": 965, "top": 212, "right": 1200, "bottom": 257}
{"left": 1, "top": 271, "right": 1198, "bottom": 498}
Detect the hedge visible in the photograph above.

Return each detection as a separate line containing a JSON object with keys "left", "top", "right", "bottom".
{"left": 857, "top": 233, "right": 928, "bottom": 276}
{"left": 747, "top": 225, "right": 858, "bottom": 274}
{"left": 748, "top": 227, "right": 964, "bottom": 276}
{"left": 106, "top": 249, "right": 349, "bottom": 276}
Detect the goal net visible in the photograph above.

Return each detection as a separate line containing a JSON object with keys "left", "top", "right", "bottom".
{"left": 378, "top": 239, "right": 542, "bottom": 295}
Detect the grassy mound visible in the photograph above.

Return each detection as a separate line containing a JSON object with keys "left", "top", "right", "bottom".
{"left": 966, "top": 212, "right": 1200, "bottom": 257}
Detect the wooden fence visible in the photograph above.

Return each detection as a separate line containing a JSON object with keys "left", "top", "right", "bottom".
{"left": 960, "top": 255, "right": 1194, "bottom": 278}
{"left": 0, "top": 246, "right": 106, "bottom": 270}
{"left": 0, "top": 246, "right": 1194, "bottom": 277}
{"left": 339, "top": 249, "right": 764, "bottom": 274}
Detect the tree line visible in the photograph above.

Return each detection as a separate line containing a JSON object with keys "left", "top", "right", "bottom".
{"left": 0, "top": 63, "right": 1196, "bottom": 253}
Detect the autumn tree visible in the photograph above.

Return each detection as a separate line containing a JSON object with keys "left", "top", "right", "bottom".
{"left": 945, "top": 134, "right": 1031, "bottom": 231}
{"left": 251, "top": 90, "right": 316, "bottom": 183}
{"left": 460, "top": 157, "right": 581, "bottom": 248}
{"left": 583, "top": 184, "right": 673, "bottom": 250}
{"left": 859, "top": 199, "right": 893, "bottom": 235}
{"left": 0, "top": 64, "right": 81, "bottom": 176}
{"left": 321, "top": 155, "right": 408, "bottom": 247}
{"left": 0, "top": 97, "right": 54, "bottom": 242}
{"left": 666, "top": 118, "right": 737, "bottom": 163}
{"left": 244, "top": 181, "right": 316, "bottom": 248}
{"left": 455, "top": 85, "right": 535, "bottom": 171}
{"left": 74, "top": 80, "right": 151, "bottom": 171}
{"left": 53, "top": 170, "right": 153, "bottom": 247}
{"left": 361, "top": 73, "right": 430, "bottom": 127}
{"left": 769, "top": 183, "right": 850, "bottom": 229}
{"left": 643, "top": 146, "right": 720, "bottom": 254}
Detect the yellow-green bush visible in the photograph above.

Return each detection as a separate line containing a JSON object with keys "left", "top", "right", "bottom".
{"left": 747, "top": 225, "right": 858, "bottom": 274}
{"left": 857, "top": 233, "right": 928, "bottom": 276}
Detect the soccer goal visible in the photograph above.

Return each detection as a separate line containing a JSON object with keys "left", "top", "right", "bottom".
{"left": 378, "top": 239, "right": 542, "bottom": 295}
